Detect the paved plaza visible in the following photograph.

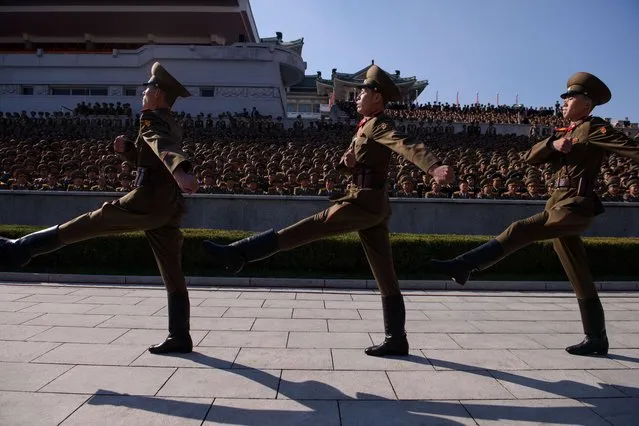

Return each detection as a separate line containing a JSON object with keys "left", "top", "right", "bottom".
{"left": 0, "top": 281, "right": 638, "bottom": 425}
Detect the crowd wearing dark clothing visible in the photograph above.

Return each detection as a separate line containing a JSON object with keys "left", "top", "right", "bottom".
{"left": 1, "top": 108, "right": 638, "bottom": 202}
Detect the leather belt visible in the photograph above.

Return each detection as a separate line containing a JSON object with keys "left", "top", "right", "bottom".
{"left": 352, "top": 167, "right": 386, "bottom": 189}
{"left": 134, "top": 167, "right": 173, "bottom": 187}
{"left": 554, "top": 177, "right": 593, "bottom": 196}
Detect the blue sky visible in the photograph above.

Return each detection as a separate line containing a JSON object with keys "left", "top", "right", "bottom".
{"left": 251, "top": 0, "right": 639, "bottom": 121}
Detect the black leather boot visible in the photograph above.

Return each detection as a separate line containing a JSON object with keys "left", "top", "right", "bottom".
{"left": 0, "top": 226, "right": 65, "bottom": 267}
{"left": 365, "top": 294, "right": 409, "bottom": 357}
{"left": 429, "top": 239, "right": 504, "bottom": 285}
{"left": 202, "top": 229, "right": 279, "bottom": 274}
{"left": 149, "top": 292, "right": 193, "bottom": 354}
{"left": 566, "top": 298, "right": 609, "bottom": 356}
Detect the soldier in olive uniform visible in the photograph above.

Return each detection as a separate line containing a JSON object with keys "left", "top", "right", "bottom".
{"left": 204, "top": 65, "right": 454, "bottom": 357}
{"left": 431, "top": 72, "right": 639, "bottom": 356}
{"left": 624, "top": 179, "right": 639, "bottom": 202}
{"left": 600, "top": 181, "right": 624, "bottom": 202}
{"left": 0, "top": 62, "right": 198, "bottom": 355}
{"left": 293, "top": 172, "right": 315, "bottom": 196}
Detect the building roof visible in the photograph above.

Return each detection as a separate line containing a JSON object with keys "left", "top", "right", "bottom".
{"left": 0, "top": 1, "right": 259, "bottom": 45}
{"left": 259, "top": 32, "right": 303, "bottom": 55}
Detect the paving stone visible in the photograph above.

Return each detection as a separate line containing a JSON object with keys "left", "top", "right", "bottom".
{"left": 510, "top": 349, "right": 627, "bottom": 370}
{"left": 75, "top": 296, "right": 145, "bottom": 305}
{"left": 423, "top": 349, "right": 531, "bottom": 371}
{"left": 296, "top": 292, "right": 352, "bottom": 301}
{"left": 0, "top": 341, "right": 59, "bottom": 362}
{"left": 24, "top": 313, "right": 112, "bottom": 327}
{"left": 33, "top": 343, "right": 147, "bottom": 366}
{"left": 406, "top": 320, "right": 482, "bottom": 333}
{"left": 252, "top": 318, "right": 327, "bottom": 332}
{"left": 69, "top": 288, "right": 132, "bottom": 297}
{"left": 41, "top": 365, "right": 176, "bottom": 395}
{"left": 198, "top": 330, "right": 288, "bottom": 348}
{"left": 324, "top": 301, "right": 383, "bottom": 310}
{"left": 0, "top": 293, "right": 30, "bottom": 301}
{"left": 469, "top": 320, "right": 555, "bottom": 334}
{"left": 424, "top": 310, "right": 496, "bottom": 320}
{"left": 111, "top": 329, "right": 207, "bottom": 346}
{"left": 278, "top": 370, "right": 395, "bottom": 400}
{"left": 449, "top": 333, "right": 545, "bottom": 349}
{"left": 0, "top": 362, "right": 72, "bottom": 391}
{"left": 18, "top": 294, "right": 88, "bottom": 303}
{"left": 19, "top": 302, "right": 98, "bottom": 314}
{"left": 403, "top": 302, "right": 452, "bottom": 311}
{"left": 586, "top": 369, "right": 639, "bottom": 396}
{"left": 87, "top": 304, "right": 165, "bottom": 316}
{"left": 371, "top": 332, "right": 462, "bottom": 349}
{"left": 62, "top": 395, "right": 211, "bottom": 426}
{"left": 263, "top": 299, "right": 325, "bottom": 309}
{"left": 0, "top": 391, "right": 89, "bottom": 426}
{"left": 205, "top": 399, "right": 340, "bottom": 425}
{"left": 607, "top": 349, "right": 639, "bottom": 368}
{"left": 28, "top": 326, "right": 128, "bottom": 343}
{"left": 288, "top": 332, "right": 373, "bottom": 349}
{"left": 491, "top": 369, "right": 627, "bottom": 399}
{"left": 332, "top": 349, "right": 433, "bottom": 371}
{"left": 0, "top": 285, "right": 73, "bottom": 295}
{"left": 487, "top": 310, "right": 578, "bottom": 321}
{"left": 233, "top": 348, "right": 332, "bottom": 370}
{"left": 293, "top": 308, "right": 360, "bottom": 319}
{"left": 223, "top": 307, "right": 292, "bottom": 319}
{"left": 357, "top": 309, "right": 426, "bottom": 320}
{"left": 96, "top": 315, "right": 167, "bottom": 329}
{"left": 157, "top": 368, "right": 280, "bottom": 398}
{"left": 0, "top": 311, "right": 46, "bottom": 325}
{"left": 191, "top": 317, "right": 254, "bottom": 331}
{"left": 339, "top": 400, "right": 476, "bottom": 426}
{"left": 328, "top": 319, "right": 382, "bottom": 332}
{"left": 463, "top": 398, "right": 609, "bottom": 426}
{"left": 388, "top": 370, "right": 514, "bottom": 400}
{"left": 132, "top": 347, "right": 239, "bottom": 368}
{"left": 199, "top": 298, "right": 264, "bottom": 307}
{"left": 0, "top": 324, "right": 51, "bottom": 340}
{"left": 239, "top": 291, "right": 295, "bottom": 300}
{"left": 582, "top": 397, "right": 639, "bottom": 426}
{"left": 0, "top": 301, "right": 37, "bottom": 312}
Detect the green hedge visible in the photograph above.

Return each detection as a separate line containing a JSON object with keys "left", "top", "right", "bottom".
{"left": 1, "top": 225, "right": 638, "bottom": 280}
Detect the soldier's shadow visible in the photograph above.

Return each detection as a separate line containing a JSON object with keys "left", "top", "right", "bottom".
{"left": 88, "top": 352, "right": 637, "bottom": 425}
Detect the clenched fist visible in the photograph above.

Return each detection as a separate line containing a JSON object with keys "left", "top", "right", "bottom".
{"left": 173, "top": 167, "right": 199, "bottom": 194}
{"left": 113, "top": 135, "right": 130, "bottom": 153}
{"left": 342, "top": 147, "right": 356, "bottom": 168}
{"left": 429, "top": 165, "right": 455, "bottom": 184}
{"left": 552, "top": 137, "right": 573, "bottom": 153}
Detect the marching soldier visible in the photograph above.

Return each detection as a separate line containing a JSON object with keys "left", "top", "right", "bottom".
{"left": 431, "top": 72, "right": 639, "bottom": 356}
{"left": 0, "top": 62, "right": 198, "bottom": 355}
{"left": 204, "top": 65, "right": 454, "bottom": 357}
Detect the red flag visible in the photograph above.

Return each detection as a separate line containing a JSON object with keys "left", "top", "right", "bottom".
{"left": 456, "top": 91, "right": 459, "bottom": 106}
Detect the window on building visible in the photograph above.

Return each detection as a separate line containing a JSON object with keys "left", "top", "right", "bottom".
{"left": 298, "top": 103, "right": 311, "bottom": 113}
{"left": 286, "top": 103, "right": 296, "bottom": 112}
{"left": 200, "top": 87, "right": 215, "bottom": 97}
{"left": 71, "top": 88, "right": 87, "bottom": 96}
{"left": 50, "top": 87, "right": 71, "bottom": 95}
{"left": 89, "top": 88, "right": 108, "bottom": 96}
{"left": 312, "top": 104, "right": 320, "bottom": 113}
{"left": 21, "top": 86, "right": 34, "bottom": 95}
{"left": 123, "top": 87, "right": 137, "bottom": 96}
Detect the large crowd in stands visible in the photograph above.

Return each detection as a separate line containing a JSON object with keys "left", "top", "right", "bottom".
{"left": 1, "top": 105, "right": 638, "bottom": 203}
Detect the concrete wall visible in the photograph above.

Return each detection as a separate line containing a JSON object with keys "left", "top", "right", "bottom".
{"left": 1, "top": 191, "right": 637, "bottom": 237}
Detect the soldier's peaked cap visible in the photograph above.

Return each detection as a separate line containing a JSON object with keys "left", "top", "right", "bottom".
{"left": 560, "top": 72, "right": 611, "bottom": 106}
{"left": 143, "top": 62, "right": 191, "bottom": 105}
{"left": 356, "top": 65, "right": 401, "bottom": 103}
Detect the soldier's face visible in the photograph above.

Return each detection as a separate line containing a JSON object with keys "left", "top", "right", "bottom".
{"left": 562, "top": 94, "right": 592, "bottom": 121}
{"left": 142, "top": 86, "right": 163, "bottom": 109}
{"left": 356, "top": 88, "right": 382, "bottom": 116}
{"left": 630, "top": 185, "right": 639, "bottom": 195}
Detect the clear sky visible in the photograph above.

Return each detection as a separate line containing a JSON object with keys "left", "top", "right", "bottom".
{"left": 251, "top": 0, "right": 639, "bottom": 122}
